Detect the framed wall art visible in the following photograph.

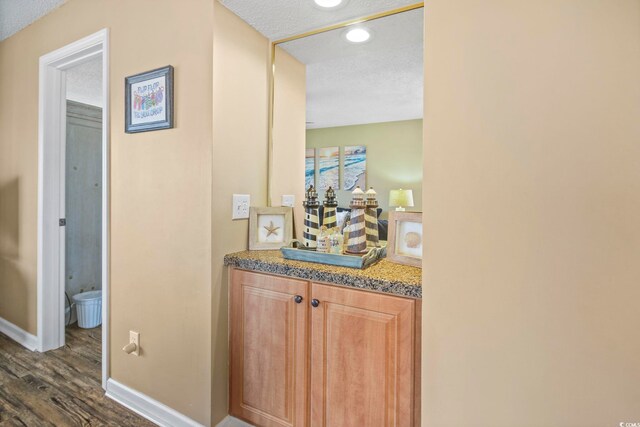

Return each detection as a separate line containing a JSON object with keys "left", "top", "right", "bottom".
{"left": 305, "top": 148, "right": 316, "bottom": 189}
{"left": 343, "top": 145, "right": 366, "bottom": 191}
{"left": 318, "top": 146, "right": 339, "bottom": 191}
{"left": 249, "top": 207, "right": 293, "bottom": 250}
{"left": 387, "top": 211, "right": 422, "bottom": 267}
{"left": 125, "top": 65, "right": 174, "bottom": 133}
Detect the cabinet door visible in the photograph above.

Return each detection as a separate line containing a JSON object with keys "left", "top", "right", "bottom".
{"left": 230, "top": 269, "right": 309, "bottom": 427}
{"left": 310, "top": 283, "right": 415, "bottom": 427}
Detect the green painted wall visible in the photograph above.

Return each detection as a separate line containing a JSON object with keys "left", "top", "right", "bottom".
{"left": 306, "top": 119, "right": 422, "bottom": 219}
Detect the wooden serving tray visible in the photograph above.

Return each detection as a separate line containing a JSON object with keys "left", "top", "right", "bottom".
{"left": 280, "top": 240, "right": 386, "bottom": 269}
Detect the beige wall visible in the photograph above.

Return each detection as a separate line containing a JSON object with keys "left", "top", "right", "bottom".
{"left": 0, "top": 41, "right": 38, "bottom": 333}
{"left": 0, "top": 0, "right": 214, "bottom": 424}
{"left": 211, "top": 2, "right": 270, "bottom": 424}
{"left": 307, "top": 119, "right": 423, "bottom": 218}
{"left": 423, "top": 1, "right": 640, "bottom": 426}
{"left": 109, "top": 2, "right": 213, "bottom": 424}
{"left": 272, "top": 47, "right": 306, "bottom": 236}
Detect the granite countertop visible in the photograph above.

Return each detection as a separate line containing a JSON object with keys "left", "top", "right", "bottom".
{"left": 224, "top": 250, "right": 422, "bottom": 299}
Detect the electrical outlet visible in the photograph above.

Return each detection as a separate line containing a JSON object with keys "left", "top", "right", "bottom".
{"left": 232, "top": 194, "right": 250, "bottom": 220}
{"left": 129, "top": 331, "right": 140, "bottom": 356}
{"left": 281, "top": 195, "right": 295, "bottom": 207}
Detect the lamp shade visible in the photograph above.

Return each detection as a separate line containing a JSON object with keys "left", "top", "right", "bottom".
{"left": 389, "top": 189, "right": 414, "bottom": 209}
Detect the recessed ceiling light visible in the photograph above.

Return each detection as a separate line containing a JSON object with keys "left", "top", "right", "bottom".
{"left": 345, "top": 28, "right": 371, "bottom": 43}
{"left": 314, "top": 0, "right": 342, "bottom": 8}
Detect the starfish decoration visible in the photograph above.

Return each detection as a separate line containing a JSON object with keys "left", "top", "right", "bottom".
{"left": 264, "top": 221, "right": 280, "bottom": 237}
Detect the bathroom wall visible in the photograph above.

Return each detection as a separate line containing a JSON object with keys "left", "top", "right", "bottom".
{"left": 64, "top": 101, "right": 103, "bottom": 298}
{"left": 307, "top": 119, "right": 423, "bottom": 218}
{"left": 423, "top": 0, "right": 640, "bottom": 425}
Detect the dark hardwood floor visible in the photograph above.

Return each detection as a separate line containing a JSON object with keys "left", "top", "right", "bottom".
{"left": 0, "top": 325, "right": 155, "bottom": 426}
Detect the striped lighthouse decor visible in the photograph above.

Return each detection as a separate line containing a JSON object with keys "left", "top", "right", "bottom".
{"left": 303, "top": 185, "right": 320, "bottom": 249}
{"left": 365, "top": 187, "right": 380, "bottom": 247}
{"left": 322, "top": 186, "right": 338, "bottom": 229}
{"left": 346, "top": 186, "right": 367, "bottom": 254}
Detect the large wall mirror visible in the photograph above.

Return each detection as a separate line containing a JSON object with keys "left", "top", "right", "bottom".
{"left": 271, "top": 3, "right": 424, "bottom": 234}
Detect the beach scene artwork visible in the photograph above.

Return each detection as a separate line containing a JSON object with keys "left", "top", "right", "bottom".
{"left": 343, "top": 146, "right": 366, "bottom": 191}
{"left": 318, "top": 147, "right": 340, "bottom": 191}
{"left": 305, "top": 148, "right": 316, "bottom": 189}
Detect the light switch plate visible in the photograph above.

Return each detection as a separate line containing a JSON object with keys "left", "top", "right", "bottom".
{"left": 281, "top": 195, "right": 295, "bottom": 207}
{"left": 232, "top": 194, "right": 250, "bottom": 219}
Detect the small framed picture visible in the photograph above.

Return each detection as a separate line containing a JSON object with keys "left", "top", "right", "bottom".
{"left": 249, "top": 207, "right": 294, "bottom": 250}
{"left": 387, "top": 211, "right": 422, "bottom": 268}
{"left": 125, "top": 65, "right": 174, "bottom": 133}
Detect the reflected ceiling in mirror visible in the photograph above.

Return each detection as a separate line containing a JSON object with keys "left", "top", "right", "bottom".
{"left": 219, "top": 0, "right": 421, "bottom": 41}
{"left": 277, "top": 7, "right": 423, "bottom": 129}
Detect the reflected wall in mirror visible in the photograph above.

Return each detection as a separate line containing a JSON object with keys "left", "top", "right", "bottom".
{"left": 273, "top": 6, "right": 423, "bottom": 228}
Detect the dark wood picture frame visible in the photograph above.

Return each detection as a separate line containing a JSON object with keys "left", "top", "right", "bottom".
{"left": 125, "top": 65, "right": 174, "bottom": 133}
{"left": 387, "top": 211, "right": 423, "bottom": 268}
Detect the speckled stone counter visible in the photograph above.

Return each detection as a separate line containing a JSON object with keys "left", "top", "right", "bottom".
{"left": 224, "top": 250, "right": 422, "bottom": 299}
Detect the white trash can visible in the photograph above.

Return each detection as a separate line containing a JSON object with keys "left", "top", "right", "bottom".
{"left": 72, "top": 290, "right": 102, "bottom": 329}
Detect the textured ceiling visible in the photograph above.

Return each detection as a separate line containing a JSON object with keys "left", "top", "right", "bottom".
{"left": 66, "top": 56, "right": 103, "bottom": 107}
{"left": 220, "top": 0, "right": 423, "bottom": 129}
{"left": 279, "top": 7, "right": 423, "bottom": 129}
{"left": 219, "top": 0, "right": 419, "bottom": 41}
{"left": 0, "top": 0, "right": 66, "bottom": 41}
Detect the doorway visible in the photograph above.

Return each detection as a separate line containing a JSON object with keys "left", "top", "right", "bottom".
{"left": 37, "top": 29, "right": 109, "bottom": 388}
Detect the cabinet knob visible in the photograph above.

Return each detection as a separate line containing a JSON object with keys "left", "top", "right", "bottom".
{"left": 294, "top": 295, "right": 303, "bottom": 304}
{"left": 311, "top": 299, "right": 320, "bottom": 308}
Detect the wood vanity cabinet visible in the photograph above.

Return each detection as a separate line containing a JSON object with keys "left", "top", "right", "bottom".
{"left": 229, "top": 268, "right": 420, "bottom": 427}
{"left": 309, "top": 283, "right": 416, "bottom": 427}
{"left": 229, "top": 269, "right": 309, "bottom": 427}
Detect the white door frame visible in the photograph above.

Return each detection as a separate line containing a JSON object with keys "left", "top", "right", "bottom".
{"left": 37, "top": 29, "right": 110, "bottom": 388}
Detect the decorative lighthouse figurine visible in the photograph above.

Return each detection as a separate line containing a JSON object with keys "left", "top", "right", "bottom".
{"left": 365, "top": 187, "right": 380, "bottom": 247}
{"left": 322, "top": 186, "right": 338, "bottom": 229}
{"left": 303, "top": 185, "right": 320, "bottom": 249}
{"left": 346, "top": 186, "right": 367, "bottom": 254}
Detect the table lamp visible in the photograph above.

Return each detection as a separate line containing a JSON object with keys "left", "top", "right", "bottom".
{"left": 389, "top": 189, "right": 414, "bottom": 211}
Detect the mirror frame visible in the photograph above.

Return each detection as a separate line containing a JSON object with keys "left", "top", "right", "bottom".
{"left": 266, "top": 2, "right": 425, "bottom": 205}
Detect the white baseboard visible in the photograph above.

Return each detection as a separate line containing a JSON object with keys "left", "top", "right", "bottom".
{"left": 216, "top": 416, "right": 255, "bottom": 427}
{"left": 105, "top": 378, "right": 204, "bottom": 427}
{"left": 0, "top": 316, "right": 38, "bottom": 351}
